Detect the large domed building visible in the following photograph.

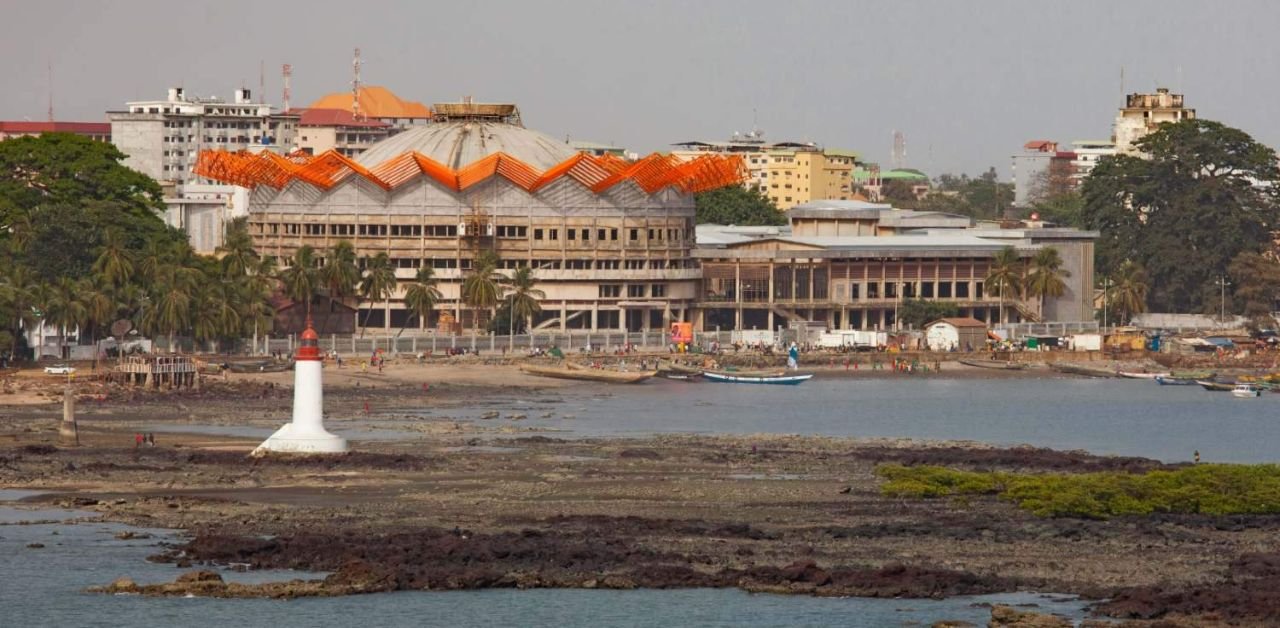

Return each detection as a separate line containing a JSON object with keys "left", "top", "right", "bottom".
{"left": 197, "top": 102, "right": 742, "bottom": 333}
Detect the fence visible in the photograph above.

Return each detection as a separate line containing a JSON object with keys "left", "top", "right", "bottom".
{"left": 254, "top": 330, "right": 684, "bottom": 358}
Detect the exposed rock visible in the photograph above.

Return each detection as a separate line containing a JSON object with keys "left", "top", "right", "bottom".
{"left": 988, "top": 605, "right": 1071, "bottom": 627}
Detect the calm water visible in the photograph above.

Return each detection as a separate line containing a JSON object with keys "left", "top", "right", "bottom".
{"left": 0, "top": 504, "right": 1090, "bottom": 628}
{"left": 417, "top": 376, "right": 1280, "bottom": 463}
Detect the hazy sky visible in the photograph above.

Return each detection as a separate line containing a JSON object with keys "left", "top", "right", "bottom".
{"left": 3, "top": 0, "right": 1278, "bottom": 176}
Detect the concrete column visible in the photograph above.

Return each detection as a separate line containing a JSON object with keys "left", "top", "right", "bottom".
{"left": 59, "top": 386, "right": 78, "bottom": 446}
{"left": 560, "top": 300, "right": 568, "bottom": 331}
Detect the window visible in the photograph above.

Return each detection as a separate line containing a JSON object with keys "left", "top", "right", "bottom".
{"left": 599, "top": 285, "right": 622, "bottom": 298}
{"left": 867, "top": 282, "right": 880, "bottom": 299}
{"left": 427, "top": 225, "right": 458, "bottom": 237}
{"left": 939, "top": 282, "right": 953, "bottom": 298}
{"left": 629, "top": 229, "right": 639, "bottom": 241}
{"left": 650, "top": 284, "right": 666, "bottom": 298}
{"left": 955, "top": 282, "right": 970, "bottom": 298}
{"left": 597, "top": 259, "right": 620, "bottom": 270}
{"left": 549, "top": 229, "right": 559, "bottom": 240}
{"left": 625, "top": 259, "right": 645, "bottom": 270}
{"left": 534, "top": 228, "right": 544, "bottom": 240}
{"left": 922, "top": 282, "right": 935, "bottom": 298}
{"left": 627, "top": 284, "right": 646, "bottom": 298}
{"left": 567, "top": 229, "right": 576, "bottom": 241}
{"left": 610, "top": 228, "right": 619, "bottom": 241}
{"left": 597, "top": 229, "right": 607, "bottom": 241}
{"left": 496, "top": 225, "right": 527, "bottom": 238}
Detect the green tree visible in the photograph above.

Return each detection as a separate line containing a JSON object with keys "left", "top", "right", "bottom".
{"left": 0, "top": 265, "right": 40, "bottom": 357}
{"left": 280, "top": 246, "right": 319, "bottom": 317}
{"left": 1106, "top": 260, "right": 1150, "bottom": 325}
{"left": 402, "top": 266, "right": 442, "bottom": 332}
{"left": 1081, "top": 119, "right": 1280, "bottom": 313}
{"left": 984, "top": 246, "right": 1024, "bottom": 325}
{"left": 504, "top": 266, "right": 545, "bottom": 335}
{"left": 216, "top": 217, "right": 257, "bottom": 279}
{"left": 1228, "top": 252, "right": 1280, "bottom": 325}
{"left": 897, "top": 299, "right": 960, "bottom": 329}
{"left": 358, "top": 252, "right": 398, "bottom": 332}
{"left": 462, "top": 252, "right": 504, "bottom": 330}
{"left": 319, "top": 241, "right": 360, "bottom": 333}
{"left": 694, "top": 186, "right": 786, "bottom": 226}
{"left": 1025, "top": 247, "right": 1072, "bottom": 317}
{"left": 92, "top": 229, "right": 135, "bottom": 289}
{"left": 44, "top": 277, "right": 87, "bottom": 358}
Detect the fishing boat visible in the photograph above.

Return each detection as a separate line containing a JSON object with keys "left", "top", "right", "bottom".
{"left": 959, "top": 359, "right": 1026, "bottom": 370}
{"left": 1117, "top": 371, "right": 1172, "bottom": 380}
{"left": 1197, "top": 380, "right": 1236, "bottom": 392}
{"left": 520, "top": 364, "right": 655, "bottom": 384}
{"left": 1154, "top": 375, "right": 1197, "bottom": 386}
{"left": 225, "top": 360, "right": 294, "bottom": 374}
{"left": 1232, "top": 383, "right": 1263, "bottom": 398}
{"left": 703, "top": 371, "right": 813, "bottom": 385}
{"left": 1050, "top": 363, "right": 1119, "bottom": 378}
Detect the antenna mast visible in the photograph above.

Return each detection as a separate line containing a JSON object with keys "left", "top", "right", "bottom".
{"left": 351, "top": 48, "right": 363, "bottom": 120}
{"left": 259, "top": 59, "right": 265, "bottom": 103}
{"left": 47, "top": 61, "right": 54, "bottom": 122}
{"left": 282, "top": 63, "right": 293, "bottom": 111}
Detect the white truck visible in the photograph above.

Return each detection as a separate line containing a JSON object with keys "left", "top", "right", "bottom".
{"left": 818, "top": 330, "right": 887, "bottom": 350}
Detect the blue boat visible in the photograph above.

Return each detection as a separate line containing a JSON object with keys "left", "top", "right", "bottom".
{"left": 1154, "top": 375, "right": 1197, "bottom": 386}
{"left": 703, "top": 371, "right": 813, "bottom": 385}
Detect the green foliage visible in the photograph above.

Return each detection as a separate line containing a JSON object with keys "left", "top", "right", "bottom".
{"left": 694, "top": 186, "right": 785, "bottom": 226}
{"left": 1081, "top": 119, "right": 1280, "bottom": 313}
{"left": 897, "top": 299, "right": 960, "bottom": 329}
{"left": 1029, "top": 191, "right": 1084, "bottom": 227}
{"left": 878, "top": 463, "right": 1280, "bottom": 519}
{"left": 910, "top": 168, "right": 1013, "bottom": 219}
{"left": 1227, "top": 252, "right": 1280, "bottom": 323}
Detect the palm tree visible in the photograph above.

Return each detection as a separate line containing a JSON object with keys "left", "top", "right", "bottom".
{"left": 1109, "top": 260, "right": 1149, "bottom": 325}
{"left": 80, "top": 278, "right": 115, "bottom": 344}
{"left": 505, "top": 266, "right": 545, "bottom": 335}
{"left": 0, "top": 265, "right": 39, "bottom": 357}
{"left": 192, "top": 279, "right": 241, "bottom": 353}
{"left": 358, "top": 253, "right": 398, "bottom": 333}
{"left": 462, "top": 252, "right": 504, "bottom": 331}
{"left": 279, "top": 245, "right": 319, "bottom": 317}
{"left": 92, "top": 229, "right": 135, "bottom": 289}
{"left": 983, "top": 246, "right": 1024, "bottom": 325}
{"left": 148, "top": 265, "right": 198, "bottom": 353}
{"left": 402, "top": 266, "right": 442, "bottom": 332}
{"left": 1025, "top": 247, "right": 1072, "bottom": 317}
{"left": 319, "top": 241, "right": 360, "bottom": 332}
{"left": 217, "top": 217, "right": 257, "bottom": 279}
{"left": 44, "top": 277, "right": 87, "bottom": 359}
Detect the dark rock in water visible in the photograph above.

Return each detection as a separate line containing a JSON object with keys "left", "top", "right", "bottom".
{"left": 176, "top": 570, "right": 224, "bottom": 584}
{"left": 26, "top": 543, "right": 44, "bottom": 549}
{"left": 930, "top": 620, "right": 976, "bottom": 628}
{"left": 115, "top": 531, "right": 152, "bottom": 540}
{"left": 617, "top": 448, "right": 661, "bottom": 460}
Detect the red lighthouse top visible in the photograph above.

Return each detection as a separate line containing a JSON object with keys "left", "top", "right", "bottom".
{"left": 296, "top": 317, "right": 321, "bottom": 361}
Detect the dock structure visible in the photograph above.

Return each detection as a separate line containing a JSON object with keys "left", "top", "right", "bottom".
{"left": 115, "top": 355, "right": 200, "bottom": 389}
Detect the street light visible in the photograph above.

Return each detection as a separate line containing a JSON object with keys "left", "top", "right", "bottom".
{"left": 1214, "top": 276, "right": 1231, "bottom": 327}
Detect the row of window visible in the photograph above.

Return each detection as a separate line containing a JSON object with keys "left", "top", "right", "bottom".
{"left": 286, "top": 256, "right": 693, "bottom": 272}
{"left": 599, "top": 284, "right": 667, "bottom": 298}
{"left": 259, "top": 223, "right": 691, "bottom": 243}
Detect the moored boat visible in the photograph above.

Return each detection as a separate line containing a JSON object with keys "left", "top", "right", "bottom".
{"left": 1050, "top": 363, "right": 1119, "bottom": 378}
{"left": 959, "top": 359, "right": 1026, "bottom": 370}
{"left": 520, "top": 364, "right": 655, "bottom": 384}
{"left": 1197, "top": 379, "right": 1236, "bottom": 392}
{"left": 1233, "top": 383, "right": 1263, "bottom": 398}
{"left": 703, "top": 371, "right": 813, "bottom": 385}
{"left": 1154, "top": 375, "right": 1197, "bottom": 386}
{"left": 1118, "top": 371, "right": 1172, "bottom": 380}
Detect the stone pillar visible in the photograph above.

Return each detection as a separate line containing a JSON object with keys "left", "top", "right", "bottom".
{"left": 59, "top": 386, "right": 78, "bottom": 446}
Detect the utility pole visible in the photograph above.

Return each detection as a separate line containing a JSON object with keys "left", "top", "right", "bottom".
{"left": 1101, "top": 277, "right": 1110, "bottom": 333}
{"left": 1215, "top": 276, "right": 1231, "bottom": 327}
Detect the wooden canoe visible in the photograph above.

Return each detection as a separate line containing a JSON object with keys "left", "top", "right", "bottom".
{"left": 520, "top": 364, "right": 655, "bottom": 384}
{"left": 703, "top": 371, "right": 813, "bottom": 385}
{"left": 1050, "top": 363, "right": 1119, "bottom": 378}
{"left": 959, "top": 359, "right": 1026, "bottom": 370}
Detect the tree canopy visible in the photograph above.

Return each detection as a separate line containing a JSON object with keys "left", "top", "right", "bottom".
{"left": 694, "top": 186, "right": 785, "bottom": 226}
{"left": 1081, "top": 119, "right": 1280, "bottom": 313}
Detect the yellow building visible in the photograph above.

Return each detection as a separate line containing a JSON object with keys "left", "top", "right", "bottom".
{"left": 672, "top": 137, "right": 857, "bottom": 211}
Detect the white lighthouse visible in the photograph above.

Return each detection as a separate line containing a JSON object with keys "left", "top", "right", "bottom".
{"left": 253, "top": 319, "right": 348, "bottom": 455}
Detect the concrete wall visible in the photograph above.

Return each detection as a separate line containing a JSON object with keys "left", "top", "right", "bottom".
{"left": 111, "top": 117, "right": 164, "bottom": 181}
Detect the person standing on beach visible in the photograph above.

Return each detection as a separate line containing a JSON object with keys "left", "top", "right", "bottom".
{"left": 788, "top": 343, "right": 799, "bottom": 370}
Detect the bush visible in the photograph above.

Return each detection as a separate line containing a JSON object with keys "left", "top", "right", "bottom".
{"left": 876, "top": 463, "right": 1280, "bottom": 519}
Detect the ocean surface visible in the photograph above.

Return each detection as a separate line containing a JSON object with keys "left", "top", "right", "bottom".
{"left": 397, "top": 376, "right": 1280, "bottom": 463}
{"left": 0, "top": 502, "right": 1090, "bottom": 628}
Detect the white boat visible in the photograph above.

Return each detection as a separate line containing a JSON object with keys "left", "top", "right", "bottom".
{"left": 1233, "top": 383, "right": 1263, "bottom": 398}
{"left": 1118, "top": 371, "right": 1172, "bottom": 380}
{"left": 703, "top": 371, "right": 813, "bottom": 385}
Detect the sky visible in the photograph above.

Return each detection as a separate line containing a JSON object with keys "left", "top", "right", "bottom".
{"left": 3, "top": 0, "right": 1278, "bottom": 177}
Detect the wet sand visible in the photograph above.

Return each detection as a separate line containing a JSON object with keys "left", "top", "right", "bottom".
{"left": 2, "top": 362, "right": 1277, "bottom": 625}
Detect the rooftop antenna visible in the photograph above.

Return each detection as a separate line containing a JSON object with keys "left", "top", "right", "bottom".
{"left": 46, "top": 60, "right": 53, "bottom": 122}
{"left": 282, "top": 63, "right": 292, "bottom": 111}
{"left": 259, "top": 59, "right": 265, "bottom": 103}
{"left": 351, "top": 47, "right": 363, "bottom": 120}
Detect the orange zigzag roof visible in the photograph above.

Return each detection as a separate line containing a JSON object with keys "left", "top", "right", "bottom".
{"left": 308, "top": 86, "right": 432, "bottom": 119}
{"left": 195, "top": 149, "right": 744, "bottom": 195}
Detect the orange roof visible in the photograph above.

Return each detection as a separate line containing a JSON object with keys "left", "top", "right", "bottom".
{"left": 308, "top": 86, "right": 432, "bottom": 119}
{"left": 195, "top": 149, "right": 744, "bottom": 196}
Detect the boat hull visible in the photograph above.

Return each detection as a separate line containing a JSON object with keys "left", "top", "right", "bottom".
{"left": 520, "top": 364, "right": 655, "bottom": 384}
{"left": 959, "top": 360, "right": 1026, "bottom": 370}
{"left": 703, "top": 371, "right": 813, "bottom": 385}
{"left": 1197, "top": 380, "right": 1236, "bottom": 392}
{"left": 1154, "top": 376, "right": 1196, "bottom": 386}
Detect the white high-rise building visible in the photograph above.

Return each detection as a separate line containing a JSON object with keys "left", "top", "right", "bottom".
{"left": 1114, "top": 88, "right": 1195, "bottom": 155}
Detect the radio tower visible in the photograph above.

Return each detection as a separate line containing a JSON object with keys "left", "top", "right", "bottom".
{"left": 47, "top": 61, "right": 54, "bottom": 122}
{"left": 282, "top": 64, "right": 293, "bottom": 111}
{"left": 351, "top": 48, "right": 363, "bottom": 120}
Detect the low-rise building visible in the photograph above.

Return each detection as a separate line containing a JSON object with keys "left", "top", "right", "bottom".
{"left": 0, "top": 121, "right": 111, "bottom": 142}
{"left": 694, "top": 200, "right": 1097, "bottom": 332}
{"left": 925, "top": 317, "right": 989, "bottom": 351}
{"left": 672, "top": 134, "right": 857, "bottom": 210}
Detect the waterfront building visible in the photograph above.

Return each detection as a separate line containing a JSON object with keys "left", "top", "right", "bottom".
{"left": 1114, "top": 88, "right": 1194, "bottom": 155}
{"left": 694, "top": 200, "right": 1097, "bottom": 332}
{"left": 0, "top": 121, "right": 111, "bottom": 142}
{"left": 293, "top": 108, "right": 392, "bottom": 158}
{"left": 108, "top": 87, "right": 298, "bottom": 186}
{"left": 195, "top": 101, "right": 743, "bottom": 333}
{"left": 306, "top": 85, "right": 433, "bottom": 131}
{"left": 672, "top": 134, "right": 857, "bottom": 211}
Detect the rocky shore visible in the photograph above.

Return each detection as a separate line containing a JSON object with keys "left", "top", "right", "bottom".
{"left": 2, "top": 369, "right": 1278, "bottom": 625}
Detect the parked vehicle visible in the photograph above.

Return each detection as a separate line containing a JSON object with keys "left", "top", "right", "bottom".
{"left": 43, "top": 364, "right": 75, "bottom": 375}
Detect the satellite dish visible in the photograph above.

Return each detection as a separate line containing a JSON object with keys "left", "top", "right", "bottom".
{"left": 111, "top": 319, "right": 133, "bottom": 338}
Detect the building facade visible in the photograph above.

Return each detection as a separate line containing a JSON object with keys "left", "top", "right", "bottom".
{"left": 672, "top": 135, "right": 857, "bottom": 210}
{"left": 0, "top": 121, "right": 111, "bottom": 142}
{"left": 306, "top": 86, "right": 433, "bottom": 131}
{"left": 1069, "top": 140, "right": 1117, "bottom": 184}
{"left": 196, "top": 102, "right": 742, "bottom": 333}
{"left": 293, "top": 108, "right": 392, "bottom": 158}
{"left": 1114, "top": 88, "right": 1195, "bottom": 155}
{"left": 108, "top": 87, "right": 298, "bottom": 186}
{"left": 694, "top": 200, "right": 1097, "bottom": 332}
{"left": 1012, "top": 140, "right": 1077, "bottom": 207}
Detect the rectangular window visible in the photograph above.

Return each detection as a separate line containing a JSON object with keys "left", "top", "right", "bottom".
{"left": 598, "top": 229, "right": 607, "bottom": 241}
{"left": 567, "top": 229, "right": 576, "bottom": 241}
{"left": 650, "top": 284, "right": 666, "bottom": 298}
{"left": 611, "top": 228, "right": 619, "bottom": 241}
{"left": 849, "top": 283, "right": 860, "bottom": 300}
{"left": 922, "top": 282, "right": 935, "bottom": 298}
{"left": 627, "top": 284, "right": 646, "bottom": 298}
{"left": 534, "top": 228, "right": 544, "bottom": 240}
{"left": 625, "top": 259, "right": 645, "bottom": 270}
{"left": 956, "top": 282, "right": 970, "bottom": 298}
{"left": 549, "top": 229, "right": 559, "bottom": 240}
{"left": 629, "top": 229, "right": 639, "bottom": 241}
{"left": 599, "top": 285, "right": 622, "bottom": 298}
{"left": 939, "top": 282, "right": 953, "bottom": 298}
{"left": 867, "top": 282, "right": 880, "bottom": 299}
